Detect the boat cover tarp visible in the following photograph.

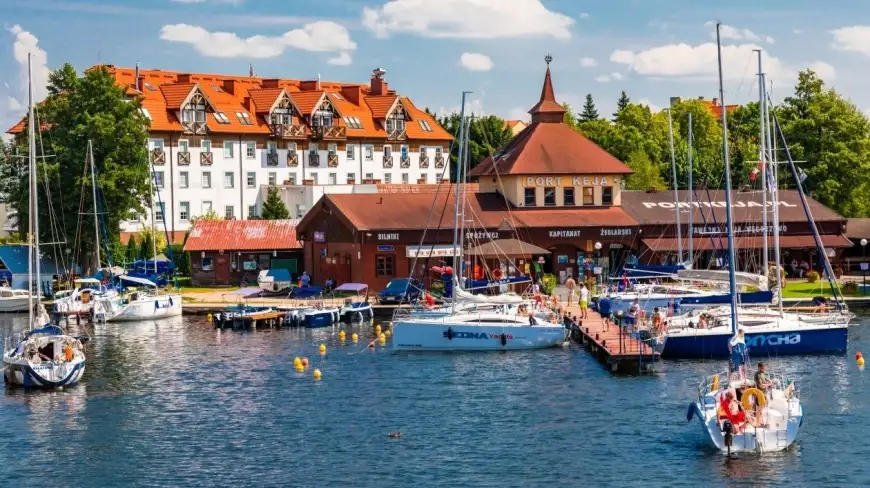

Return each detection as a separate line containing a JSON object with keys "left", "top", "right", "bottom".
{"left": 227, "top": 287, "right": 264, "bottom": 298}
{"left": 120, "top": 275, "right": 158, "bottom": 288}
{"left": 335, "top": 283, "right": 368, "bottom": 292}
{"left": 264, "top": 269, "right": 291, "bottom": 281}
{"left": 25, "top": 324, "right": 65, "bottom": 338}
{"left": 290, "top": 286, "right": 324, "bottom": 298}
{"left": 677, "top": 269, "right": 767, "bottom": 291}
{"left": 463, "top": 275, "right": 531, "bottom": 290}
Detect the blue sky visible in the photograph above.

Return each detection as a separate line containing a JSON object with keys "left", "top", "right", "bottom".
{"left": 3, "top": 0, "right": 870, "bottom": 135}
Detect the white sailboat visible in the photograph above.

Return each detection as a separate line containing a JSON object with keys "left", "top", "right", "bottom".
{"left": 0, "top": 287, "right": 38, "bottom": 312}
{"left": 392, "top": 91, "right": 567, "bottom": 352}
{"left": 4, "top": 53, "right": 86, "bottom": 388}
{"left": 686, "top": 27, "right": 801, "bottom": 453}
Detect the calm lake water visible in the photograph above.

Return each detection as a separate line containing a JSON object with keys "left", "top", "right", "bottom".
{"left": 1, "top": 312, "right": 868, "bottom": 487}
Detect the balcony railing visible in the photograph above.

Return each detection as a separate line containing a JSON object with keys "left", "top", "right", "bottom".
{"left": 311, "top": 125, "right": 347, "bottom": 140}
{"left": 271, "top": 123, "right": 306, "bottom": 139}
{"left": 328, "top": 154, "right": 338, "bottom": 167}
{"left": 434, "top": 156, "right": 445, "bottom": 168}
{"left": 151, "top": 148, "right": 165, "bottom": 165}
{"left": 400, "top": 155, "right": 411, "bottom": 168}
{"left": 383, "top": 155, "right": 393, "bottom": 168}
{"left": 288, "top": 152, "right": 298, "bottom": 167}
{"left": 177, "top": 151, "right": 191, "bottom": 166}
{"left": 267, "top": 152, "right": 279, "bottom": 166}
{"left": 387, "top": 128, "right": 407, "bottom": 141}
{"left": 309, "top": 154, "right": 320, "bottom": 167}
{"left": 420, "top": 155, "right": 429, "bottom": 168}
{"left": 182, "top": 121, "right": 208, "bottom": 135}
{"left": 200, "top": 152, "right": 213, "bottom": 165}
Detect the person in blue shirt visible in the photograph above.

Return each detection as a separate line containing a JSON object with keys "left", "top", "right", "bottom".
{"left": 300, "top": 271, "right": 311, "bottom": 287}
{"left": 729, "top": 329, "right": 748, "bottom": 381}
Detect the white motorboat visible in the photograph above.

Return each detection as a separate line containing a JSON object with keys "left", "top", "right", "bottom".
{"left": 335, "top": 283, "right": 374, "bottom": 322}
{"left": 393, "top": 308, "right": 567, "bottom": 351}
{"left": 0, "top": 287, "right": 38, "bottom": 312}
{"left": 3, "top": 324, "right": 86, "bottom": 388}
{"left": 53, "top": 278, "right": 117, "bottom": 316}
{"left": 93, "top": 276, "right": 181, "bottom": 322}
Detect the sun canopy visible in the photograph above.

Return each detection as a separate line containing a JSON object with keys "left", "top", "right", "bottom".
{"left": 227, "top": 287, "right": 264, "bottom": 298}
{"left": 120, "top": 275, "right": 158, "bottom": 288}
{"left": 464, "top": 238, "right": 550, "bottom": 258}
{"left": 335, "top": 283, "right": 368, "bottom": 292}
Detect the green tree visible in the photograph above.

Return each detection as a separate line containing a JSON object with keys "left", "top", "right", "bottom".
{"left": 260, "top": 185, "right": 291, "bottom": 220}
{"left": 139, "top": 233, "right": 153, "bottom": 261}
{"left": 438, "top": 113, "right": 512, "bottom": 180}
{"left": 0, "top": 64, "right": 150, "bottom": 269}
{"left": 189, "top": 207, "right": 222, "bottom": 227}
{"left": 614, "top": 90, "right": 631, "bottom": 121}
{"left": 778, "top": 70, "right": 870, "bottom": 217}
{"left": 579, "top": 94, "right": 599, "bottom": 122}
{"left": 125, "top": 235, "right": 138, "bottom": 263}
{"left": 625, "top": 150, "right": 667, "bottom": 191}
{"left": 562, "top": 102, "right": 578, "bottom": 128}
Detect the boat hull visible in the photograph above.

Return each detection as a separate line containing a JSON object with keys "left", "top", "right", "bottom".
{"left": 3, "top": 357, "right": 86, "bottom": 388}
{"left": 609, "top": 291, "right": 772, "bottom": 314}
{"left": 663, "top": 325, "right": 847, "bottom": 358}
{"left": 0, "top": 297, "right": 32, "bottom": 313}
{"left": 392, "top": 322, "right": 566, "bottom": 351}
{"left": 689, "top": 393, "right": 802, "bottom": 453}
{"left": 102, "top": 295, "right": 183, "bottom": 322}
{"left": 304, "top": 309, "right": 339, "bottom": 328}
{"left": 340, "top": 303, "right": 373, "bottom": 322}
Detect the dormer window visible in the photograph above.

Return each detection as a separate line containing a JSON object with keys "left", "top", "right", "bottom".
{"left": 312, "top": 100, "right": 335, "bottom": 128}
{"left": 182, "top": 93, "right": 207, "bottom": 124}
{"left": 386, "top": 104, "right": 406, "bottom": 134}
{"left": 270, "top": 97, "right": 294, "bottom": 125}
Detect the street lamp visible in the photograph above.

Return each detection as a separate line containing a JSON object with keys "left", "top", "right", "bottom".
{"left": 594, "top": 242, "right": 603, "bottom": 284}
{"left": 861, "top": 238, "right": 868, "bottom": 296}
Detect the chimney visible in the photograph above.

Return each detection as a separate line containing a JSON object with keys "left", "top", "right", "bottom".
{"left": 223, "top": 79, "right": 239, "bottom": 95}
{"left": 299, "top": 80, "right": 319, "bottom": 91}
{"left": 370, "top": 68, "right": 388, "bottom": 96}
{"left": 712, "top": 98, "right": 719, "bottom": 106}
{"left": 341, "top": 85, "right": 363, "bottom": 105}
{"left": 243, "top": 97, "right": 253, "bottom": 113}
{"left": 177, "top": 73, "right": 192, "bottom": 84}
{"left": 134, "top": 62, "right": 140, "bottom": 91}
{"left": 262, "top": 78, "right": 281, "bottom": 89}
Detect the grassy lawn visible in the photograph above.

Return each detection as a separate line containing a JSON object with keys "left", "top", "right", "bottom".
{"left": 781, "top": 281, "right": 863, "bottom": 299}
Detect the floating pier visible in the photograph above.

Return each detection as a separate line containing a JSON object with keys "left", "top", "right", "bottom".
{"left": 563, "top": 303, "right": 659, "bottom": 374}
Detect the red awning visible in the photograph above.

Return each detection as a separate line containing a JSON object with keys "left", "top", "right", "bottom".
{"left": 642, "top": 234, "right": 854, "bottom": 252}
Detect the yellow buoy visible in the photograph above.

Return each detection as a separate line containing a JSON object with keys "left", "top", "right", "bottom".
{"left": 206, "top": 313, "right": 213, "bottom": 323}
{"left": 375, "top": 325, "right": 382, "bottom": 336}
{"left": 295, "top": 364, "right": 304, "bottom": 372}
{"left": 858, "top": 357, "right": 865, "bottom": 367}
{"left": 319, "top": 344, "right": 327, "bottom": 355}
{"left": 313, "top": 368, "right": 322, "bottom": 380}
{"left": 385, "top": 329, "right": 391, "bottom": 337}
{"left": 293, "top": 356, "right": 302, "bottom": 367}
{"left": 352, "top": 333, "right": 359, "bottom": 343}
{"left": 378, "top": 333, "right": 386, "bottom": 345}
{"left": 339, "top": 330, "right": 346, "bottom": 341}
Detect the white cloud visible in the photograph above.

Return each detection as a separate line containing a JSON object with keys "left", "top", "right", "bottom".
{"left": 7, "top": 97, "right": 22, "bottom": 111}
{"left": 362, "top": 0, "right": 574, "bottom": 40}
{"left": 765, "top": 36, "right": 775, "bottom": 44}
{"left": 610, "top": 42, "right": 834, "bottom": 84}
{"left": 831, "top": 26, "right": 870, "bottom": 55}
{"left": 327, "top": 52, "right": 352, "bottom": 66}
{"left": 807, "top": 61, "right": 837, "bottom": 80}
{"left": 611, "top": 72, "right": 624, "bottom": 81}
{"left": 7, "top": 25, "right": 49, "bottom": 104}
{"left": 578, "top": 12, "right": 589, "bottom": 19}
{"left": 580, "top": 57, "right": 598, "bottom": 68}
{"left": 705, "top": 22, "right": 775, "bottom": 44}
{"left": 459, "top": 52, "right": 494, "bottom": 72}
{"left": 171, "top": 0, "right": 244, "bottom": 4}
{"left": 595, "top": 74, "right": 611, "bottom": 83}
{"left": 159, "top": 21, "right": 356, "bottom": 59}
{"left": 793, "top": 29, "right": 803, "bottom": 35}
{"left": 637, "top": 98, "right": 661, "bottom": 113}
{"left": 506, "top": 106, "right": 529, "bottom": 121}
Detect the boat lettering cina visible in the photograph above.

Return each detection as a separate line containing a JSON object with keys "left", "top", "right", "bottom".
{"left": 746, "top": 333, "right": 801, "bottom": 347}
{"left": 442, "top": 331, "right": 514, "bottom": 340}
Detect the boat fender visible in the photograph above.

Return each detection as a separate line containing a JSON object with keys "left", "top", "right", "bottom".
{"left": 169, "top": 297, "right": 173, "bottom": 306}
{"left": 358, "top": 312, "right": 364, "bottom": 322}
{"left": 500, "top": 333, "right": 507, "bottom": 346}
{"left": 686, "top": 403, "right": 695, "bottom": 422}
{"left": 274, "top": 283, "right": 279, "bottom": 292}
{"left": 741, "top": 388, "right": 767, "bottom": 411}
{"left": 446, "top": 327, "right": 454, "bottom": 340}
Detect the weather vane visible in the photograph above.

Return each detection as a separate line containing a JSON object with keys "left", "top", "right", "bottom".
{"left": 545, "top": 54, "right": 553, "bottom": 66}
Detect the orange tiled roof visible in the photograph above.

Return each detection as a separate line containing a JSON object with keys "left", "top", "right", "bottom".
{"left": 7, "top": 65, "right": 453, "bottom": 142}
{"left": 184, "top": 219, "right": 302, "bottom": 251}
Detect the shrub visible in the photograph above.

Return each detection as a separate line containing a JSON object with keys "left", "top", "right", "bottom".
{"left": 806, "top": 271, "right": 820, "bottom": 283}
{"left": 540, "top": 273, "right": 557, "bottom": 295}
{"left": 842, "top": 281, "right": 859, "bottom": 294}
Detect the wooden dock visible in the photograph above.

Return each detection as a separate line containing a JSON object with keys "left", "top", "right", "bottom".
{"left": 562, "top": 303, "right": 659, "bottom": 374}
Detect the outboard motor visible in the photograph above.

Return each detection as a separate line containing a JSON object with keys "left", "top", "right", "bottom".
{"left": 722, "top": 420, "right": 734, "bottom": 456}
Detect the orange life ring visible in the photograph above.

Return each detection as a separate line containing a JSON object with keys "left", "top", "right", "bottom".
{"left": 492, "top": 269, "right": 503, "bottom": 280}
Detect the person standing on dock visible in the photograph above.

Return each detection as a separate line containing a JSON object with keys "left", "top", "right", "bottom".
{"left": 579, "top": 283, "right": 589, "bottom": 319}
{"left": 565, "top": 276, "right": 576, "bottom": 305}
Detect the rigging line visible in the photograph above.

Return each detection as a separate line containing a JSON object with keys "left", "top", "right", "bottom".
{"left": 34, "top": 106, "right": 68, "bottom": 275}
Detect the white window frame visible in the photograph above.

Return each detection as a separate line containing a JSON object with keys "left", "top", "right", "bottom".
{"left": 154, "top": 171, "right": 164, "bottom": 189}
{"left": 179, "top": 201, "right": 190, "bottom": 221}
{"left": 224, "top": 172, "right": 234, "bottom": 189}
{"left": 246, "top": 172, "right": 256, "bottom": 188}
{"left": 150, "top": 138, "right": 165, "bottom": 150}
{"left": 202, "top": 201, "right": 213, "bottom": 214}
{"left": 155, "top": 202, "right": 165, "bottom": 221}
{"left": 202, "top": 171, "right": 211, "bottom": 189}
{"left": 178, "top": 139, "right": 189, "bottom": 153}
{"left": 201, "top": 139, "right": 212, "bottom": 153}
{"left": 328, "top": 173, "right": 337, "bottom": 185}
{"left": 346, "top": 145, "right": 355, "bottom": 160}
{"left": 311, "top": 173, "right": 319, "bottom": 185}
{"left": 225, "top": 205, "right": 235, "bottom": 219}
{"left": 245, "top": 141, "right": 256, "bottom": 159}
{"left": 384, "top": 173, "right": 392, "bottom": 184}
{"left": 328, "top": 143, "right": 337, "bottom": 156}
{"left": 347, "top": 172, "right": 355, "bottom": 183}
{"left": 288, "top": 174, "right": 297, "bottom": 185}
{"left": 179, "top": 171, "right": 189, "bottom": 188}
{"left": 223, "top": 141, "right": 234, "bottom": 158}
{"left": 401, "top": 173, "right": 409, "bottom": 184}
{"left": 248, "top": 205, "right": 257, "bottom": 218}
{"left": 365, "top": 172, "right": 373, "bottom": 181}
{"left": 365, "top": 145, "right": 374, "bottom": 160}
{"left": 268, "top": 172, "right": 277, "bottom": 186}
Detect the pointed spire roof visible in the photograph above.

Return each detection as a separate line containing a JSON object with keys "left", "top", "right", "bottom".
{"left": 528, "top": 54, "right": 566, "bottom": 123}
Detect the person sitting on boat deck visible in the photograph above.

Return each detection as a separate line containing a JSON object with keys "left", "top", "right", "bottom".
{"left": 651, "top": 307, "right": 664, "bottom": 330}
{"left": 64, "top": 343, "right": 73, "bottom": 362}
{"left": 754, "top": 362, "right": 774, "bottom": 390}
{"left": 534, "top": 292, "right": 543, "bottom": 310}
{"left": 719, "top": 390, "right": 747, "bottom": 433}
{"left": 813, "top": 296, "right": 828, "bottom": 313}
{"left": 423, "top": 292, "right": 435, "bottom": 310}
{"left": 528, "top": 313, "right": 538, "bottom": 326}
{"left": 697, "top": 313, "right": 708, "bottom": 329}
{"left": 729, "top": 329, "right": 748, "bottom": 381}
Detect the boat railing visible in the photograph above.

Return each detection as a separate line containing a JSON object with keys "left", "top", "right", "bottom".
{"left": 392, "top": 307, "right": 412, "bottom": 322}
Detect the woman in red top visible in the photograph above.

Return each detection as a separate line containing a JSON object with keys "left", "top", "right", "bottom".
{"left": 719, "top": 391, "right": 746, "bottom": 433}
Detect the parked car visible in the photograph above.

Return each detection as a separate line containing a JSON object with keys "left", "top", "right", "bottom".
{"left": 377, "top": 278, "right": 424, "bottom": 304}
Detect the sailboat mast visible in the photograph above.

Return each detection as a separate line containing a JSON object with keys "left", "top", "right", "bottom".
{"left": 457, "top": 113, "right": 473, "bottom": 282}
{"left": 27, "top": 53, "right": 35, "bottom": 327}
{"left": 716, "top": 23, "right": 739, "bottom": 333}
{"left": 687, "top": 112, "right": 694, "bottom": 265}
{"left": 451, "top": 93, "right": 469, "bottom": 295}
{"left": 149, "top": 168, "right": 158, "bottom": 276}
{"left": 667, "top": 108, "right": 683, "bottom": 263}
{"left": 89, "top": 141, "right": 102, "bottom": 271}
{"left": 764, "top": 76, "right": 783, "bottom": 314}
{"left": 756, "top": 50, "right": 769, "bottom": 282}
